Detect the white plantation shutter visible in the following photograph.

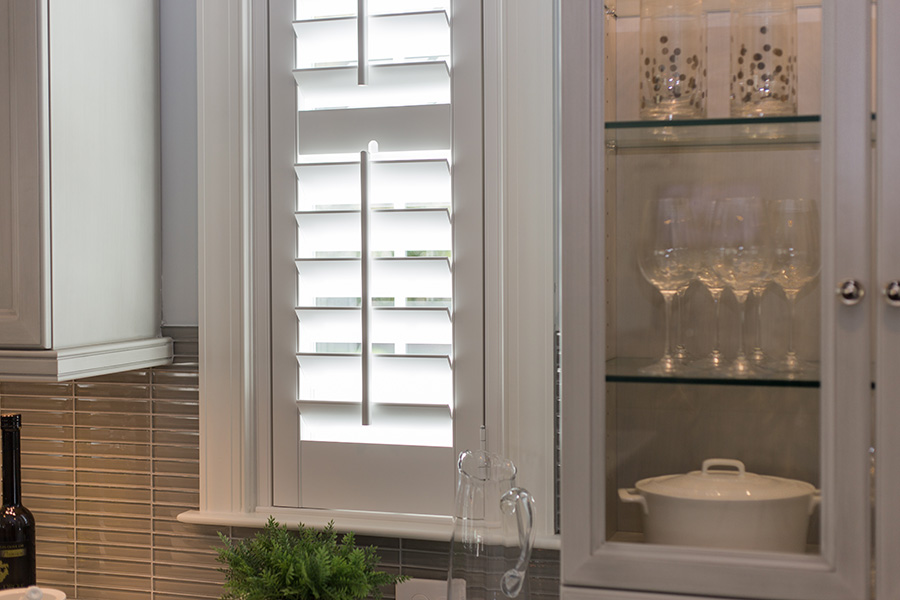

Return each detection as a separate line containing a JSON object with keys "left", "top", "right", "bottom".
{"left": 293, "top": 153, "right": 454, "bottom": 444}
{"left": 267, "top": 0, "right": 481, "bottom": 516}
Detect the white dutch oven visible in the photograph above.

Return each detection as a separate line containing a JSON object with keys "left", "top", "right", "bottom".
{"left": 619, "top": 459, "right": 820, "bottom": 553}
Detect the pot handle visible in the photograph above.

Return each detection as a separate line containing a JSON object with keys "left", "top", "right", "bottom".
{"left": 809, "top": 489, "right": 822, "bottom": 515}
{"left": 499, "top": 487, "right": 535, "bottom": 599}
{"left": 702, "top": 458, "right": 746, "bottom": 476}
{"left": 618, "top": 488, "right": 648, "bottom": 515}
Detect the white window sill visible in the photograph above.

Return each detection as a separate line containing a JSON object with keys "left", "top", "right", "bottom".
{"left": 177, "top": 509, "right": 561, "bottom": 549}
{"left": 178, "top": 508, "right": 453, "bottom": 540}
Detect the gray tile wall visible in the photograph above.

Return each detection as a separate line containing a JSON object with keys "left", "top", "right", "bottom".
{"left": 0, "top": 327, "right": 559, "bottom": 600}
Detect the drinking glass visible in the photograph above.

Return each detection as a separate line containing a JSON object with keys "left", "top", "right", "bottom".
{"left": 639, "top": 0, "right": 707, "bottom": 119}
{"left": 637, "top": 196, "right": 696, "bottom": 375}
{"left": 710, "top": 197, "right": 771, "bottom": 376}
{"left": 770, "top": 197, "right": 820, "bottom": 374}
{"left": 691, "top": 199, "right": 727, "bottom": 371}
{"left": 730, "top": 0, "right": 797, "bottom": 117}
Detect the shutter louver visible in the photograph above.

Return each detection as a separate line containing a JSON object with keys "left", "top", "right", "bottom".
{"left": 293, "top": 0, "right": 453, "bottom": 447}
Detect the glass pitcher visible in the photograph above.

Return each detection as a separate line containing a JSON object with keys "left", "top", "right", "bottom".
{"left": 447, "top": 450, "right": 535, "bottom": 600}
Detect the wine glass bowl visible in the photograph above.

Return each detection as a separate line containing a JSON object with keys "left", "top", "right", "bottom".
{"left": 770, "top": 197, "right": 820, "bottom": 374}
{"left": 637, "top": 196, "right": 696, "bottom": 375}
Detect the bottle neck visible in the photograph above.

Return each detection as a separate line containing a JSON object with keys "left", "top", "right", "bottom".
{"left": 2, "top": 427, "right": 22, "bottom": 506}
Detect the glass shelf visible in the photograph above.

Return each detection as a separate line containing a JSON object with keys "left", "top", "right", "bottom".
{"left": 606, "top": 115, "right": 820, "bottom": 150}
{"left": 605, "top": 357, "right": 820, "bottom": 388}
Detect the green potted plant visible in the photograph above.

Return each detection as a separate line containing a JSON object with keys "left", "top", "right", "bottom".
{"left": 216, "top": 517, "right": 408, "bottom": 600}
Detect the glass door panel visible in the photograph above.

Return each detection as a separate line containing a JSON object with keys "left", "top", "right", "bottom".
{"left": 605, "top": 0, "right": 824, "bottom": 552}
{"left": 559, "top": 0, "right": 872, "bottom": 598}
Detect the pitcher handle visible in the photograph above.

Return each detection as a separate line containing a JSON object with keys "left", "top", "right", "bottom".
{"left": 499, "top": 487, "right": 535, "bottom": 599}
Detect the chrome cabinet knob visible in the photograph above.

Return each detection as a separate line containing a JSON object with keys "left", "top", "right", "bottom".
{"left": 837, "top": 279, "right": 865, "bottom": 306}
{"left": 885, "top": 281, "right": 900, "bottom": 307}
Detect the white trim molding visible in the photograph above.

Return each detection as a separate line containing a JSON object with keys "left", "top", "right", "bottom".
{"left": 0, "top": 338, "right": 172, "bottom": 382}
{"left": 194, "top": 0, "right": 256, "bottom": 517}
{"left": 186, "top": 0, "right": 559, "bottom": 543}
{"left": 179, "top": 506, "right": 561, "bottom": 549}
{"left": 483, "top": 0, "right": 558, "bottom": 540}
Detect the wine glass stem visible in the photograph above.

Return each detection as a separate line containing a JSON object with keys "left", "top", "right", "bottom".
{"left": 662, "top": 291, "right": 676, "bottom": 359}
{"left": 735, "top": 294, "right": 749, "bottom": 360}
{"left": 676, "top": 291, "right": 684, "bottom": 350}
{"left": 712, "top": 291, "right": 722, "bottom": 352}
{"left": 786, "top": 290, "right": 798, "bottom": 356}
{"left": 754, "top": 292, "right": 763, "bottom": 351}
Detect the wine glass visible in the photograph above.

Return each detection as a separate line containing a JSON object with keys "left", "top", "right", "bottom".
{"left": 710, "top": 197, "right": 771, "bottom": 377}
{"left": 770, "top": 197, "right": 820, "bottom": 375}
{"left": 637, "top": 196, "right": 696, "bottom": 375}
{"left": 692, "top": 201, "right": 728, "bottom": 371}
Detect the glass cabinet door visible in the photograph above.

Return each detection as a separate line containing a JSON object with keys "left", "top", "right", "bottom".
{"left": 560, "top": 1, "right": 872, "bottom": 598}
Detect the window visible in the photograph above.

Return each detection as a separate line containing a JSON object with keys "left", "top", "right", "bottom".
{"left": 187, "top": 0, "right": 556, "bottom": 543}
{"left": 268, "top": 0, "right": 481, "bottom": 516}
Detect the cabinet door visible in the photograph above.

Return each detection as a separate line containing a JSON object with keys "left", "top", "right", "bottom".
{"left": 0, "top": 0, "right": 47, "bottom": 349}
{"left": 560, "top": 1, "right": 871, "bottom": 599}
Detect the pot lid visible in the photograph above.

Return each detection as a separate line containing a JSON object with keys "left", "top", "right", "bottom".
{"left": 635, "top": 459, "right": 816, "bottom": 501}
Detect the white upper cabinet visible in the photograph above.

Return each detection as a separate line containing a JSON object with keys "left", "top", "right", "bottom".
{"left": 0, "top": 0, "right": 171, "bottom": 381}
{"left": 560, "top": 0, "right": 879, "bottom": 599}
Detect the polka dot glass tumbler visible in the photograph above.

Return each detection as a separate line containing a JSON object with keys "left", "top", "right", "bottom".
{"left": 730, "top": 0, "right": 797, "bottom": 117}
{"left": 639, "top": 0, "right": 707, "bottom": 120}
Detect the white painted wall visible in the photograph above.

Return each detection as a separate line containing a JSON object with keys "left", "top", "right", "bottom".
{"left": 160, "top": 0, "right": 198, "bottom": 326}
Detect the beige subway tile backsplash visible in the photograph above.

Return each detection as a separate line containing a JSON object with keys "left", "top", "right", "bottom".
{"left": 74, "top": 514, "right": 151, "bottom": 533}
{"left": 73, "top": 485, "right": 151, "bottom": 504}
{"left": 151, "top": 577, "right": 222, "bottom": 598}
{"left": 151, "top": 414, "right": 198, "bottom": 432}
{"left": 28, "top": 496, "right": 74, "bottom": 513}
{"left": 78, "top": 584, "right": 144, "bottom": 600}
{"left": 32, "top": 512, "right": 75, "bottom": 528}
{"left": 77, "top": 543, "right": 152, "bottom": 562}
{"left": 2, "top": 396, "right": 74, "bottom": 413}
{"left": 0, "top": 382, "right": 74, "bottom": 397}
{"left": 78, "top": 427, "right": 153, "bottom": 445}
{"left": 75, "top": 412, "right": 152, "bottom": 430}
{"left": 75, "top": 586, "right": 147, "bottom": 600}
{"left": 152, "top": 533, "right": 219, "bottom": 553}
{"left": 24, "top": 439, "right": 74, "bottom": 455}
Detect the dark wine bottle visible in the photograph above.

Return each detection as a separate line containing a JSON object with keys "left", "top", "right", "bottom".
{"left": 0, "top": 414, "right": 35, "bottom": 589}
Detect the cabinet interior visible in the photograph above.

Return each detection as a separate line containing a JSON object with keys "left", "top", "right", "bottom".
{"left": 601, "top": 3, "right": 828, "bottom": 549}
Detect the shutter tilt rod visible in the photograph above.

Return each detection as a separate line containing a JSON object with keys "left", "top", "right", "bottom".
{"left": 360, "top": 141, "right": 378, "bottom": 426}
{"left": 357, "top": 0, "right": 368, "bottom": 85}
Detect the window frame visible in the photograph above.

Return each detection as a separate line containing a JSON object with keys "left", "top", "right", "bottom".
{"left": 267, "top": 0, "right": 479, "bottom": 516}
{"left": 183, "top": 0, "right": 558, "bottom": 545}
